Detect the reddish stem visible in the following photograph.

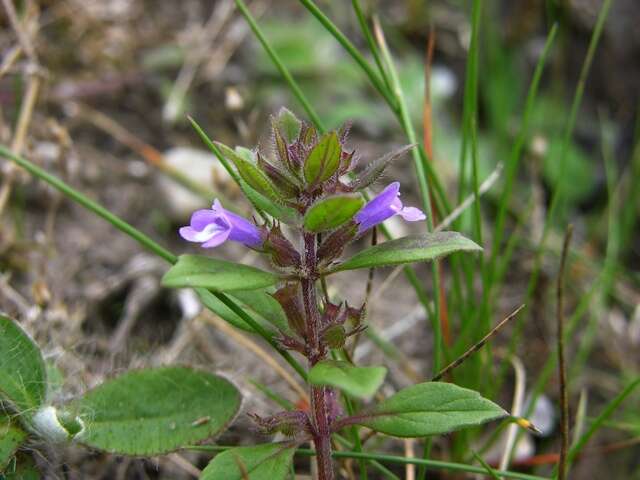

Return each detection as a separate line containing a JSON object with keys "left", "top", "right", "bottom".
{"left": 302, "top": 232, "right": 334, "bottom": 480}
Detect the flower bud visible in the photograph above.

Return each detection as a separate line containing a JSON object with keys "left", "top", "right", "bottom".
{"left": 322, "top": 324, "right": 346, "bottom": 349}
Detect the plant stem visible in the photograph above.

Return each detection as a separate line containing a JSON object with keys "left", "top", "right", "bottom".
{"left": 302, "top": 232, "right": 334, "bottom": 480}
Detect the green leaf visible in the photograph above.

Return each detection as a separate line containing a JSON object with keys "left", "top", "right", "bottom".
{"left": 196, "top": 288, "right": 260, "bottom": 333}
{"left": 216, "top": 142, "right": 283, "bottom": 203}
{"left": 303, "top": 194, "right": 363, "bottom": 232}
{"left": 2, "top": 453, "right": 40, "bottom": 479}
{"left": 0, "top": 315, "right": 47, "bottom": 415}
{"left": 0, "top": 413, "right": 28, "bottom": 470}
{"left": 230, "top": 289, "right": 289, "bottom": 333}
{"left": 201, "top": 443, "right": 295, "bottom": 480}
{"left": 240, "top": 179, "right": 300, "bottom": 224}
{"left": 274, "top": 107, "right": 302, "bottom": 143}
{"left": 162, "top": 255, "right": 280, "bottom": 291}
{"left": 351, "top": 144, "right": 415, "bottom": 190}
{"left": 303, "top": 131, "right": 341, "bottom": 185}
{"left": 330, "top": 232, "right": 482, "bottom": 272}
{"left": 71, "top": 366, "right": 240, "bottom": 455}
{"left": 309, "top": 360, "right": 386, "bottom": 399}
{"left": 355, "top": 382, "right": 507, "bottom": 437}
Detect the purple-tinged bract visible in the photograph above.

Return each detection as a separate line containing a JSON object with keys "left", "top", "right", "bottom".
{"left": 354, "top": 182, "right": 426, "bottom": 233}
{"left": 179, "top": 199, "right": 262, "bottom": 248}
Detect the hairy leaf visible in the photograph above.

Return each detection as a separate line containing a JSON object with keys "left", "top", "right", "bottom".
{"left": 303, "top": 194, "right": 364, "bottom": 232}
{"left": 230, "top": 289, "right": 289, "bottom": 333}
{"left": 162, "top": 255, "right": 280, "bottom": 291}
{"left": 304, "top": 132, "right": 341, "bottom": 185}
{"left": 0, "top": 413, "right": 28, "bottom": 470}
{"left": 201, "top": 443, "right": 295, "bottom": 480}
{"left": 216, "top": 142, "right": 283, "bottom": 203}
{"left": 309, "top": 360, "right": 386, "bottom": 399}
{"left": 274, "top": 107, "right": 302, "bottom": 143}
{"left": 351, "top": 144, "right": 415, "bottom": 190}
{"left": 329, "top": 232, "right": 481, "bottom": 272}
{"left": 72, "top": 366, "right": 241, "bottom": 455}
{"left": 239, "top": 179, "right": 300, "bottom": 224}
{"left": 0, "top": 315, "right": 46, "bottom": 415}
{"left": 354, "top": 382, "right": 506, "bottom": 437}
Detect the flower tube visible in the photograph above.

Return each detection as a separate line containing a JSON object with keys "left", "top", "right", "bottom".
{"left": 179, "top": 199, "right": 262, "bottom": 248}
{"left": 354, "top": 182, "right": 425, "bottom": 233}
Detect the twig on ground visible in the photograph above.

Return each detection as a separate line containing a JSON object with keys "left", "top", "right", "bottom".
{"left": 0, "top": 0, "right": 42, "bottom": 216}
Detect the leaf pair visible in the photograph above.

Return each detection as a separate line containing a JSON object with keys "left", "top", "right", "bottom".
{"left": 308, "top": 361, "right": 506, "bottom": 438}
{"left": 162, "top": 232, "right": 482, "bottom": 295}
{"left": 0, "top": 314, "right": 242, "bottom": 463}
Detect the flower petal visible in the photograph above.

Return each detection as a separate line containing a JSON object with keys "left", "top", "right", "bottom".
{"left": 179, "top": 223, "right": 224, "bottom": 243}
{"left": 190, "top": 209, "right": 229, "bottom": 231}
{"left": 201, "top": 228, "right": 232, "bottom": 248}
{"left": 360, "top": 182, "right": 400, "bottom": 216}
{"left": 398, "top": 206, "right": 426, "bottom": 222}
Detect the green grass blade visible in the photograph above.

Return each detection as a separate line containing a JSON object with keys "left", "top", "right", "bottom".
{"left": 0, "top": 145, "right": 307, "bottom": 382}
{"left": 235, "top": 0, "right": 326, "bottom": 132}
{"left": 298, "top": 0, "right": 397, "bottom": 109}
{"left": 188, "top": 445, "right": 550, "bottom": 480}
{"left": 565, "top": 378, "right": 640, "bottom": 474}
{"left": 351, "top": 0, "right": 393, "bottom": 93}
{"left": 0, "top": 145, "right": 177, "bottom": 264}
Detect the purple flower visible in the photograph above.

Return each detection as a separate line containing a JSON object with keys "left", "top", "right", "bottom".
{"left": 179, "top": 199, "right": 262, "bottom": 248}
{"left": 354, "top": 182, "right": 426, "bottom": 233}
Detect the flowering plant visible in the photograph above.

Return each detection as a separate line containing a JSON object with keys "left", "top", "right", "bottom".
{"left": 168, "top": 109, "right": 508, "bottom": 479}
{"left": 0, "top": 109, "right": 517, "bottom": 480}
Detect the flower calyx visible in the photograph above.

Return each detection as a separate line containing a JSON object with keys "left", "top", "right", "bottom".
{"left": 248, "top": 410, "right": 312, "bottom": 438}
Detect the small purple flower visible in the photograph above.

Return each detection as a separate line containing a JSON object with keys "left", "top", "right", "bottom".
{"left": 179, "top": 199, "right": 262, "bottom": 248}
{"left": 354, "top": 182, "right": 426, "bottom": 233}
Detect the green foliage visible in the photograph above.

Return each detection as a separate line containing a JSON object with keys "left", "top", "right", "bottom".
{"left": 196, "top": 288, "right": 275, "bottom": 333}
{"left": 162, "top": 255, "right": 280, "bottom": 291}
{"left": 355, "top": 382, "right": 507, "bottom": 437}
{"left": 216, "top": 142, "right": 284, "bottom": 203}
{"left": 0, "top": 413, "right": 27, "bottom": 470}
{"left": 239, "top": 179, "right": 300, "bottom": 224}
{"left": 273, "top": 107, "right": 302, "bottom": 143}
{"left": 70, "top": 366, "right": 240, "bottom": 456}
{"left": 543, "top": 138, "right": 596, "bottom": 205}
{"left": 230, "top": 289, "right": 290, "bottom": 333}
{"left": 0, "top": 315, "right": 47, "bottom": 416}
{"left": 303, "top": 131, "right": 341, "bottom": 185}
{"left": 329, "top": 232, "right": 482, "bottom": 272}
{"left": 201, "top": 443, "right": 296, "bottom": 480}
{"left": 2, "top": 453, "right": 40, "bottom": 479}
{"left": 351, "top": 144, "right": 415, "bottom": 190}
{"left": 303, "top": 194, "right": 364, "bottom": 232}
{"left": 308, "top": 360, "right": 386, "bottom": 399}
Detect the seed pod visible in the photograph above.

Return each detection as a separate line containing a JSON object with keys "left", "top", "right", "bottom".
{"left": 322, "top": 324, "right": 346, "bottom": 349}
